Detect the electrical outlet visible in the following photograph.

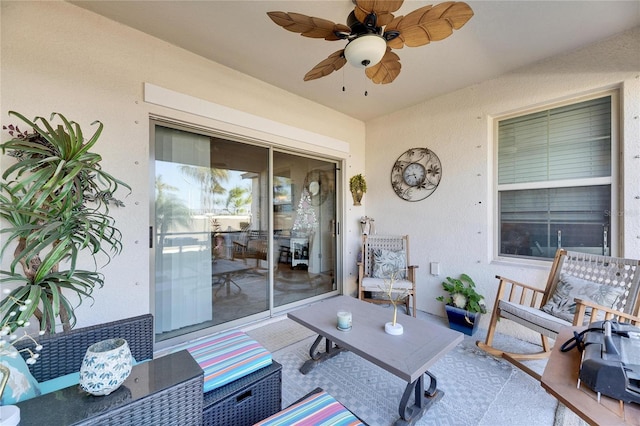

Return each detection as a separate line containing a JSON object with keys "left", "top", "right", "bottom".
{"left": 430, "top": 262, "right": 440, "bottom": 276}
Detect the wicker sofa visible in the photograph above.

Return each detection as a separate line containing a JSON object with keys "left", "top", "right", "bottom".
{"left": 14, "top": 314, "right": 283, "bottom": 426}
{"left": 15, "top": 314, "right": 155, "bottom": 382}
{"left": 14, "top": 314, "right": 204, "bottom": 425}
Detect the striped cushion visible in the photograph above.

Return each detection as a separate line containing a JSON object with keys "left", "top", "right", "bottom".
{"left": 254, "top": 390, "right": 364, "bottom": 426}
{"left": 178, "top": 330, "right": 272, "bottom": 393}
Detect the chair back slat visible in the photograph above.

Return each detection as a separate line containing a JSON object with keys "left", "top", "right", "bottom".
{"left": 543, "top": 249, "right": 640, "bottom": 315}
{"left": 362, "top": 235, "right": 409, "bottom": 278}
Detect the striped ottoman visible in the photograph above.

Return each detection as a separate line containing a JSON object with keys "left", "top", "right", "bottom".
{"left": 177, "top": 330, "right": 282, "bottom": 425}
{"left": 254, "top": 388, "right": 366, "bottom": 426}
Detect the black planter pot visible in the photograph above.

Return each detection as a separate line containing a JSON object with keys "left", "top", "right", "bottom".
{"left": 445, "top": 305, "right": 481, "bottom": 336}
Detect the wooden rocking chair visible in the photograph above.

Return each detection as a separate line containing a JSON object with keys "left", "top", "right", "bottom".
{"left": 357, "top": 234, "right": 418, "bottom": 317}
{"left": 477, "top": 249, "right": 640, "bottom": 380}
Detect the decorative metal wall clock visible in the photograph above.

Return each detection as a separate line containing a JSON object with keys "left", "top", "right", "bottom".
{"left": 391, "top": 148, "right": 442, "bottom": 201}
{"left": 304, "top": 169, "right": 331, "bottom": 206}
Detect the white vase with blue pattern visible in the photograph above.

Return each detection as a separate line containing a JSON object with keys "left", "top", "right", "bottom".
{"left": 79, "top": 338, "right": 132, "bottom": 396}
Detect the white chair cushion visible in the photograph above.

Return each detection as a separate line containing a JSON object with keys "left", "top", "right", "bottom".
{"left": 499, "top": 300, "right": 571, "bottom": 338}
{"left": 361, "top": 277, "right": 413, "bottom": 292}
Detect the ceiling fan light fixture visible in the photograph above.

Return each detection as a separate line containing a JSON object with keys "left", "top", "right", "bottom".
{"left": 344, "top": 34, "right": 386, "bottom": 68}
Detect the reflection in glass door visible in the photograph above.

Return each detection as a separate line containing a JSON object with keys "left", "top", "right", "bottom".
{"left": 273, "top": 152, "right": 337, "bottom": 306}
{"left": 154, "top": 125, "right": 269, "bottom": 342}
{"left": 152, "top": 124, "right": 339, "bottom": 344}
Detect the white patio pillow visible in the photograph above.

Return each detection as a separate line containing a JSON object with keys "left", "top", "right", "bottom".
{"left": 371, "top": 249, "right": 407, "bottom": 280}
{"left": 541, "top": 273, "right": 625, "bottom": 323}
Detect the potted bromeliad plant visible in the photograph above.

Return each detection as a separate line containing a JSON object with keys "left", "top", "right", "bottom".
{"left": 436, "top": 274, "right": 486, "bottom": 336}
{"left": 0, "top": 111, "right": 130, "bottom": 335}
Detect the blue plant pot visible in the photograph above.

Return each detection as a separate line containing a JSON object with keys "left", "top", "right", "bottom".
{"left": 445, "top": 305, "right": 481, "bottom": 336}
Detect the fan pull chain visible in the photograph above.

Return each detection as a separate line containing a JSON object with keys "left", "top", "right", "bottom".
{"left": 342, "top": 67, "right": 346, "bottom": 92}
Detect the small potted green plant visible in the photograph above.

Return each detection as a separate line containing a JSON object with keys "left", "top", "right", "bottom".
{"left": 349, "top": 174, "right": 366, "bottom": 206}
{"left": 436, "top": 274, "right": 486, "bottom": 336}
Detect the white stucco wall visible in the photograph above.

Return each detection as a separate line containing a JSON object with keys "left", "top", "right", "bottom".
{"left": 365, "top": 27, "right": 640, "bottom": 338}
{"left": 0, "top": 1, "right": 365, "bottom": 329}
{"left": 2, "top": 1, "right": 638, "bottom": 343}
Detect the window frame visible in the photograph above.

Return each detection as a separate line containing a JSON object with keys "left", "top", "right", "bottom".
{"left": 493, "top": 90, "right": 620, "bottom": 262}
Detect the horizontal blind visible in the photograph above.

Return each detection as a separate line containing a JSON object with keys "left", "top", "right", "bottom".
{"left": 500, "top": 186, "right": 611, "bottom": 224}
{"left": 498, "top": 96, "right": 611, "bottom": 185}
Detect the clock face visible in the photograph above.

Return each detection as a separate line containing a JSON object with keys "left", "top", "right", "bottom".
{"left": 391, "top": 148, "right": 442, "bottom": 202}
{"left": 308, "top": 181, "right": 320, "bottom": 196}
{"left": 402, "top": 163, "right": 426, "bottom": 186}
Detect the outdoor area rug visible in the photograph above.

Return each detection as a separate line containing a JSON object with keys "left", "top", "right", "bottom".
{"left": 247, "top": 316, "right": 558, "bottom": 426}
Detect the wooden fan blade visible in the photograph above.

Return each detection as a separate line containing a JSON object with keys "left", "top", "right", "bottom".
{"left": 267, "top": 11, "right": 351, "bottom": 41}
{"left": 365, "top": 49, "right": 401, "bottom": 84}
{"left": 354, "top": 0, "right": 404, "bottom": 27}
{"left": 385, "top": 1, "right": 473, "bottom": 49}
{"left": 304, "top": 50, "right": 347, "bottom": 81}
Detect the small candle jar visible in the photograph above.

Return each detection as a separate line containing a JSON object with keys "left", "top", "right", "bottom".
{"left": 337, "top": 310, "right": 352, "bottom": 331}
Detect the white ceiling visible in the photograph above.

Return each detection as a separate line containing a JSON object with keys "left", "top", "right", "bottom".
{"left": 70, "top": 1, "right": 640, "bottom": 121}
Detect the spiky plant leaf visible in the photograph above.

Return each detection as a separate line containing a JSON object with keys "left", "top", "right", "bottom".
{"left": 0, "top": 111, "right": 129, "bottom": 332}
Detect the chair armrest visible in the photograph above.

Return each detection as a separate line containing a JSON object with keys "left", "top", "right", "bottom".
{"left": 357, "top": 261, "right": 364, "bottom": 284}
{"left": 232, "top": 241, "right": 247, "bottom": 249}
{"left": 493, "top": 275, "right": 547, "bottom": 308}
{"left": 495, "top": 275, "right": 543, "bottom": 293}
{"left": 407, "top": 265, "right": 418, "bottom": 283}
{"left": 573, "top": 298, "right": 640, "bottom": 326}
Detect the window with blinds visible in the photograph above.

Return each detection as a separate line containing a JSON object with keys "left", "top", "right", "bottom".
{"left": 497, "top": 95, "right": 614, "bottom": 260}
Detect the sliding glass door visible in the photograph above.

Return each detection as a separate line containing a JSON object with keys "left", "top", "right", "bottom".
{"left": 152, "top": 123, "right": 338, "bottom": 344}
{"left": 273, "top": 152, "right": 337, "bottom": 306}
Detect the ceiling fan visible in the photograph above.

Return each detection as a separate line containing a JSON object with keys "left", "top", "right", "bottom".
{"left": 267, "top": 0, "right": 474, "bottom": 84}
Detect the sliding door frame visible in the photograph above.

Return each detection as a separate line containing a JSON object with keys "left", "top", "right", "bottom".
{"left": 150, "top": 117, "right": 344, "bottom": 350}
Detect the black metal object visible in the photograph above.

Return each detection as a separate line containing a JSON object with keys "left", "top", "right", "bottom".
{"left": 299, "top": 335, "right": 347, "bottom": 375}
{"left": 395, "top": 371, "right": 443, "bottom": 426}
{"left": 578, "top": 321, "right": 640, "bottom": 404}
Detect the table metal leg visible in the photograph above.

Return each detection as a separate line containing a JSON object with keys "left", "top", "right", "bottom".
{"left": 395, "top": 371, "right": 443, "bottom": 426}
{"left": 213, "top": 273, "right": 242, "bottom": 297}
{"left": 299, "top": 335, "right": 346, "bottom": 375}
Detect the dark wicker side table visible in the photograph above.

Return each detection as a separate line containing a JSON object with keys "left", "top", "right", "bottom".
{"left": 17, "top": 350, "right": 204, "bottom": 425}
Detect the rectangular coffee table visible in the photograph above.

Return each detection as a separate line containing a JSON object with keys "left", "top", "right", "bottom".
{"left": 288, "top": 295, "right": 463, "bottom": 425}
